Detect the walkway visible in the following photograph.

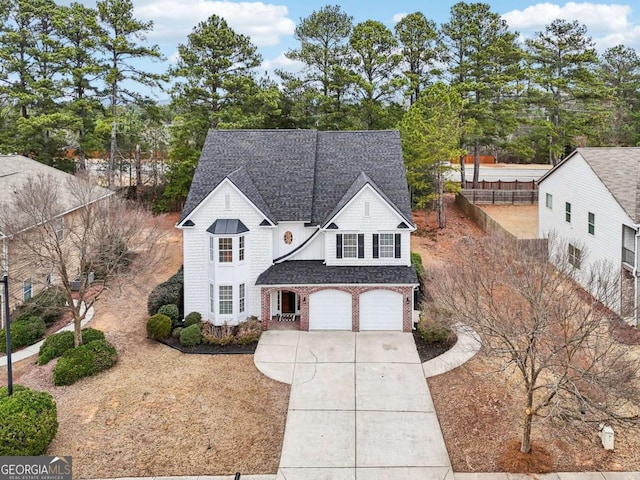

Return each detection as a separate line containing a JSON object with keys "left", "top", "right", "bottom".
{"left": 0, "top": 304, "right": 94, "bottom": 367}
{"left": 254, "top": 330, "right": 453, "bottom": 480}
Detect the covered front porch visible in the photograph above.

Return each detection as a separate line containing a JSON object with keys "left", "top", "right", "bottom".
{"left": 268, "top": 289, "right": 303, "bottom": 330}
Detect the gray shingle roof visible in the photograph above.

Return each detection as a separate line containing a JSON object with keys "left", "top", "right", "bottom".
{"left": 179, "top": 130, "right": 414, "bottom": 226}
{"left": 256, "top": 260, "right": 419, "bottom": 285}
{"left": 206, "top": 219, "right": 249, "bottom": 235}
{"left": 538, "top": 147, "right": 640, "bottom": 223}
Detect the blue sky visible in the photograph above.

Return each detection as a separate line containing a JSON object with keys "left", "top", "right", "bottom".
{"left": 78, "top": 1, "right": 640, "bottom": 98}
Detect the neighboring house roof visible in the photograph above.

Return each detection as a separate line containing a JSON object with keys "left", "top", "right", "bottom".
{"left": 0, "top": 155, "right": 113, "bottom": 234}
{"left": 256, "top": 260, "right": 419, "bottom": 285}
{"left": 180, "top": 130, "right": 414, "bottom": 227}
{"left": 538, "top": 147, "right": 640, "bottom": 223}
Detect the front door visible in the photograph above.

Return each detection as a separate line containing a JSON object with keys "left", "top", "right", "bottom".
{"left": 281, "top": 291, "right": 296, "bottom": 314}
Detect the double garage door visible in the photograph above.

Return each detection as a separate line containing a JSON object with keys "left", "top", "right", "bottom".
{"left": 308, "top": 289, "right": 403, "bottom": 331}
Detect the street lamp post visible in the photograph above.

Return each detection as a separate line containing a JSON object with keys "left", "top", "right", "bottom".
{"left": 1, "top": 274, "right": 13, "bottom": 395}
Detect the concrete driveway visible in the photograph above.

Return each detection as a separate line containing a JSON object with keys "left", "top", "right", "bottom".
{"left": 254, "top": 331, "right": 453, "bottom": 480}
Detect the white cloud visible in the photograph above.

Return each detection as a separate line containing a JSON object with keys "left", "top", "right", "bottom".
{"left": 134, "top": 0, "right": 295, "bottom": 47}
{"left": 392, "top": 12, "right": 408, "bottom": 24}
{"left": 503, "top": 2, "right": 631, "bottom": 35}
{"left": 259, "top": 53, "right": 304, "bottom": 79}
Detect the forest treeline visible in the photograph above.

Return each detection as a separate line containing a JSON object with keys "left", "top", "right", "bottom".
{"left": 1, "top": 0, "right": 638, "bottom": 209}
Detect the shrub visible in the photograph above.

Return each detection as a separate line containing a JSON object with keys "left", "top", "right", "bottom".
{"left": 147, "top": 266, "right": 183, "bottom": 316}
{"left": 179, "top": 324, "right": 202, "bottom": 347}
{"left": 12, "top": 286, "right": 67, "bottom": 326}
{"left": 157, "top": 304, "right": 180, "bottom": 326}
{"left": 171, "top": 327, "right": 183, "bottom": 339}
{"left": 38, "top": 328, "right": 106, "bottom": 365}
{"left": 53, "top": 340, "right": 118, "bottom": 386}
{"left": 0, "top": 316, "right": 46, "bottom": 353}
{"left": 184, "top": 311, "right": 202, "bottom": 327}
{"left": 146, "top": 314, "right": 172, "bottom": 340}
{"left": 418, "top": 319, "right": 454, "bottom": 344}
{"left": 236, "top": 318, "right": 262, "bottom": 345}
{"left": 0, "top": 385, "right": 58, "bottom": 455}
{"left": 411, "top": 251, "right": 426, "bottom": 278}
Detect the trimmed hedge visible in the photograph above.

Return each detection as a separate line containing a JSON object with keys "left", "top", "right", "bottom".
{"left": 147, "top": 266, "right": 183, "bottom": 316}
{"left": 157, "top": 304, "right": 180, "bottom": 326}
{"left": 53, "top": 340, "right": 118, "bottom": 386}
{"left": 184, "top": 312, "right": 202, "bottom": 327}
{"left": 179, "top": 324, "right": 202, "bottom": 347}
{"left": 38, "top": 328, "right": 105, "bottom": 365}
{"left": 0, "top": 316, "right": 46, "bottom": 353}
{"left": 146, "top": 314, "right": 172, "bottom": 340}
{"left": 0, "top": 385, "right": 58, "bottom": 455}
{"left": 12, "top": 286, "right": 67, "bottom": 326}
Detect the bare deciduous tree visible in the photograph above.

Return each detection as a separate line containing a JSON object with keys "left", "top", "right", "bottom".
{"left": 1, "top": 173, "right": 163, "bottom": 347}
{"left": 433, "top": 234, "right": 640, "bottom": 453}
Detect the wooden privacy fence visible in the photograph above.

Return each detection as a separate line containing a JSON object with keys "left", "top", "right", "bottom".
{"left": 463, "top": 189, "right": 538, "bottom": 205}
{"left": 463, "top": 179, "right": 537, "bottom": 190}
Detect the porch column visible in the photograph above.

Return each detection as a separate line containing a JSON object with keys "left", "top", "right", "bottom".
{"left": 261, "top": 288, "right": 271, "bottom": 330}
{"left": 300, "top": 287, "right": 310, "bottom": 331}
{"left": 352, "top": 288, "right": 360, "bottom": 332}
{"left": 402, "top": 286, "right": 413, "bottom": 332}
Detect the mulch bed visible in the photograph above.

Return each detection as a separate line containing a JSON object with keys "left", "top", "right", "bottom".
{"left": 412, "top": 329, "right": 457, "bottom": 363}
{"left": 159, "top": 336, "right": 258, "bottom": 354}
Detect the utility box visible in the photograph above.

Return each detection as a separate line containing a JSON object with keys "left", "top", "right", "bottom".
{"left": 599, "top": 425, "right": 615, "bottom": 450}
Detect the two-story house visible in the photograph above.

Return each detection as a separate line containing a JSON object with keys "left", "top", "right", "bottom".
{"left": 177, "top": 130, "right": 419, "bottom": 332}
{"left": 538, "top": 147, "right": 640, "bottom": 326}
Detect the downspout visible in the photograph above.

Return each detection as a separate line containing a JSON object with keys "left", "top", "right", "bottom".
{"left": 634, "top": 228, "right": 640, "bottom": 327}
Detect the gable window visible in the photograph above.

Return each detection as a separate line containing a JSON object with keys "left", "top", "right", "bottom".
{"left": 23, "top": 279, "right": 32, "bottom": 301}
{"left": 210, "top": 283, "right": 215, "bottom": 313}
{"left": 588, "top": 212, "right": 595, "bottom": 235}
{"left": 219, "top": 238, "right": 232, "bottom": 262}
{"left": 364, "top": 201, "right": 370, "bottom": 217}
{"left": 545, "top": 193, "right": 552, "bottom": 210}
{"left": 336, "top": 234, "right": 364, "bottom": 259}
{"left": 565, "top": 202, "right": 571, "bottom": 223}
{"left": 55, "top": 217, "right": 64, "bottom": 241}
{"left": 373, "top": 233, "right": 402, "bottom": 259}
{"left": 239, "top": 283, "right": 245, "bottom": 313}
{"left": 568, "top": 244, "right": 581, "bottom": 269}
{"left": 219, "top": 285, "right": 233, "bottom": 314}
{"left": 209, "top": 237, "right": 215, "bottom": 262}
{"left": 239, "top": 236, "right": 245, "bottom": 261}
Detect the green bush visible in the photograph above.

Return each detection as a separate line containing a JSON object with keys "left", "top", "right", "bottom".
{"left": 12, "top": 286, "right": 67, "bottom": 326}
{"left": 157, "top": 303, "right": 180, "bottom": 326}
{"left": 0, "top": 316, "right": 46, "bottom": 353}
{"left": 38, "top": 328, "right": 105, "bottom": 365}
{"left": 147, "top": 266, "right": 183, "bottom": 316}
{"left": 53, "top": 340, "right": 118, "bottom": 386}
{"left": 184, "top": 311, "right": 202, "bottom": 327}
{"left": 171, "top": 327, "right": 183, "bottom": 339}
{"left": 179, "top": 324, "right": 202, "bottom": 347}
{"left": 417, "top": 319, "right": 454, "bottom": 344}
{"left": 0, "top": 385, "right": 58, "bottom": 455}
{"left": 146, "top": 314, "right": 172, "bottom": 340}
{"left": 411, "top": 252, "right": 426, "bottom": 278}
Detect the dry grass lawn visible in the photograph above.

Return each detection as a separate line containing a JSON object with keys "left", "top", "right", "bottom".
{"left": 479, "top": 204, "right": 539, "bottom": 239}
{"left": 8, "top": 213, "right": 290, "bottom": 479}
{"left": 413, "top": 197, "right": 640, "bottom": 473}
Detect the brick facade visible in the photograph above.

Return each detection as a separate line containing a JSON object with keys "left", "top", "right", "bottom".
{"left": 261, "top": 285, "right": 414, "bottom": 332}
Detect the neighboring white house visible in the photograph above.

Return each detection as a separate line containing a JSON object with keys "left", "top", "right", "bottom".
{"left": 538, "top": 147, "right": 640, "bottom": 325}
{"left": 177, "top": 130, "right": 419, "bottom": 332}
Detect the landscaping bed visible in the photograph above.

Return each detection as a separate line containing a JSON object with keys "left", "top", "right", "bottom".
{"left": 159, "top": 336, "right": 257, "bottom": 354}
{"left": 412, "top": 329, "right": 457, "bottom": 363}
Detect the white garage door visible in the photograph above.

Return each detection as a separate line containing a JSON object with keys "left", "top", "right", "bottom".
{"left": 360, "top": 290, "right": 403, "bottom": 331}
{"left": 309, "top": 289, "right": 352, "bottom": 330}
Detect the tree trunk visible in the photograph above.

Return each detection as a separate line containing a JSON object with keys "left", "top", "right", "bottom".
{"left": 437, "top": 170, "right": 445, "bottom": 228}
{"left": 73, "top": 311, "right": 82, "bottom": 347}
{"left": 109, "top": 90, "right": 117, "bottom": 188}
{"left": 459, "top": 154, "right": 466, "bottom": 189}
{"left": 472, "top": 139, "right": 480, "bottom": 189}
{"left": 521, "top": 390, "right": 534, "bottom": 453}
{"left": 135, "top": 144, "right": 142, "bottom": 202}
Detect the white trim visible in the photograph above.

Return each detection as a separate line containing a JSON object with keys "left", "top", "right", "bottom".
{"left": 260, "top": 283, "right": 419, "bottom": 288}
{"left": 321, "top": 184, "right": 416, "bottom": 231}
{"left": 177, "top": 178, "right": 272, "bottom": 228}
